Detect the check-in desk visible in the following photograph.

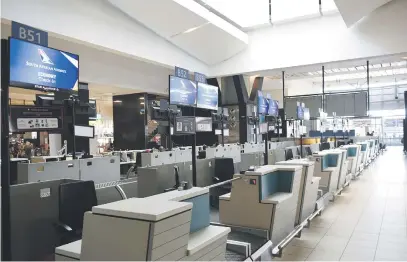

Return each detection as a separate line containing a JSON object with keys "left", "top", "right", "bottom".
{"left": 17, "top": 160, "right": 80, "bottom": 183}
{"left": 341, "top": 145, "right": 362, "bottom": 178}
{"left": 78, "top": 156, "right": 120, "bottom": 183}
{"left": 30, "top": 155, "right": 66, "bottom": 163}
{"left": 17, "top": 156, "right": 120, "bottom": 184}
{"left": 326, "top": 148, "right": 350, "bottom": 189}
{"left": 367, "top": 140, "right": 375, "bottom": 161}
{"left": 309, "top": 151, "right": 342, "bottom": 195}
{"left": 219, "top": 165, "right": 302, "bottom": 244}
{"left": 57, "top": 188, "right": 230, "bottom": 261}
{"left": 357, "top": 142, "right": 369, "bottom": 168}
{"left": 275, "top": 159, "right": 321, "bottom": 225}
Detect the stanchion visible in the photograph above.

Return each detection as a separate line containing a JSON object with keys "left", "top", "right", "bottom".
{"left": 1, "top": 38, "right": 12, "bottom": 261}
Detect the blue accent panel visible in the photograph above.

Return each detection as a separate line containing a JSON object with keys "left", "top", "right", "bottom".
{"left": 361, "top": 144, "right": 367, "bottom": 151}
{"left": 259, "top": 171, "right": 294, "bottom": 200}
{"left": 322, "top": 155, "right": 328, "bottom": 170}
{"left": 327, "top": 154, "right": 339, "bottom": 167}
{"left": 278, "top": 171, "right": 295, "bottom": 192}
{"left": 182, "top": 193, "right": 210, "bottom": 233}
{"left": 260, "top": 172, "right": 279, "bottom": 201}
{"left": 347, "top": 148, "right": 357, "bottom": 157}
{"left": 308, "top": 129, "right": 356, "bottom": 137}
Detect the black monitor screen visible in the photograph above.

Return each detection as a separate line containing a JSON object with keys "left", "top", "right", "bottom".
{"left": 9, "top": 37, "right": 79, "bottom": 92}
{"left": 169, "top": 75, "right": 197, "bottom": 107}
{"left": 197, "top": 82, "right": 218, "bottom": 110}
{"left": 88, "top": 100, "right": 97, "bottom": 119}
{"left": 267, "top": 99, "right": 279, "bottom": 117}
{"left": 258, "top": 91, "right": 267, "bottom": 115}
{"left": 297, "top": 106, "right": 304, "bottom": 120}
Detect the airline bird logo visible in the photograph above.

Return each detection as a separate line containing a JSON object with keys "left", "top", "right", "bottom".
{"left": 38, "top": 49, "right": 54, "bottom": 65}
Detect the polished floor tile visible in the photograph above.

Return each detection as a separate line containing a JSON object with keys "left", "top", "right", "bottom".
{"left": 278, "top": 147, "right": 407, "bottom": 261}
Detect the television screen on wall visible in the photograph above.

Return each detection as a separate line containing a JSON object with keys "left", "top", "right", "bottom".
{"left": 9, "top": 38, "right": 79, "bottom": 92}
{"left": 257, "top": 91, "right": 267, "bottom": 115}
{"left": 196, "top": 82, "right": 218, "bottom": 110}
{"left": 169, "top": 75, "right": 197, "bottom": 107}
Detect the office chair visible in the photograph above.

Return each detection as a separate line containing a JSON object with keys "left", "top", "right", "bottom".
{"left": 286, "top": 149, "right": 294, "bottom": 160}
{"left": 306, "top": 147, "right": 312, "bottom": 156}
{"left": 337, "top": 141, "right": 345, "bottom": 147}
{"left": 211, "top": 158, "right": 235, "bottom": 208}
{"left": 321, "top": 142, "right": 330, "bottom": 151}
{"left": 57, "top": 180, "right": 98, "bottom": 245}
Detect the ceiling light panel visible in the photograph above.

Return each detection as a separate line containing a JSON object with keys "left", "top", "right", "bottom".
{"left": 202, "top": 0, "right": 270, "bottom": 28}
{"left": 270, "top": 0, "right": 319, "bottom": 23}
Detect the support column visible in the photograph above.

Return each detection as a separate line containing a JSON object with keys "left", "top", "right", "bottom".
{"left": 49, "top": 134, "right": 62, "bottom": 156}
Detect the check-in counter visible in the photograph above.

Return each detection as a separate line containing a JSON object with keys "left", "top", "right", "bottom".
{"left": 325, "top": 148, "right": 350, "bottom": 189}
{"left": 30, "top": 155, "right": 66, "bottom": 163}
{"left": 341, "top": 144, "right": 362, "bottom": 178}
{"left": 219, "top": 165, "right": 302, "bottom": 244}
{"left": 309, "top": 150, "right": 342, "bottom": 195}
{"left": 17, "top": 156, "right": 120, "bottom": 184}
{"left": 57, "top": 187, "right": 230, "bottom": 261}
{"left": 78, "top": 156, "right": 120, "bottom": 183}
{"left": 275, "top": 159, "right": 321, "bottom": 224}
{"left": 17, "top": 160, "right": 80, "bottom": 183}
{"left": 357, "top": 142, "right": 369, "bottom": 168}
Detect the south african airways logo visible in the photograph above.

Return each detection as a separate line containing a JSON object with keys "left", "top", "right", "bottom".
{"left": 38, "top": 49, "right": 54, "bottom": 65}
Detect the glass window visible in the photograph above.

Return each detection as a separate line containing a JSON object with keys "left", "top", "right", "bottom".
{"left": 321, "top": 0, "right": 338, "bottom": 14}
{"left": 202, "top": 0, "right": 270, "bottom": 28}
{"left": 270, "top": 0, "right": 319, "bottom": 23}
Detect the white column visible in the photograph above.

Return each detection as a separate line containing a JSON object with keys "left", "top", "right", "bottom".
{"left": 49, "top": 134, "right": 62, "bottom": 156}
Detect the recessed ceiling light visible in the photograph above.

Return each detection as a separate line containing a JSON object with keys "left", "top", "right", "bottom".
{"left": 402, "top": 57, "right": 407, "bottom": 60}
{"left": 113, "top": 100, "right": 122, "bottom": 103}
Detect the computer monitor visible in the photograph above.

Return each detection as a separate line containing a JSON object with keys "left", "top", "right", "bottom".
{"left": 169, "top": 75, "right": 197, "bottom": 107}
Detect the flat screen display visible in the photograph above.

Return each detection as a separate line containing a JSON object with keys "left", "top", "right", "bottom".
{"left": 9, "top": 38, "right": 79, "bottom": 92}
{"left": 197, "top": 82, "right": 218, "bottom": 110}
{"left": 169, "top": 75, "right": 197, "bottom": 107}
{"left": 267, "top": 99, "right": 279, "bottom": 117}
{"left": 297, "top": 106, "right": 304, "bottom": 120}
{"left": 303, "top": 108, "right": 310, "bottom": 120}
{"left": 257, "top": 91, "right": 267, "bottom": 115}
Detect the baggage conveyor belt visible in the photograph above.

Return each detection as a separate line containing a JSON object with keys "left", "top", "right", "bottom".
{"left": 210, "top": 208, "right": 271, "bottom": 261}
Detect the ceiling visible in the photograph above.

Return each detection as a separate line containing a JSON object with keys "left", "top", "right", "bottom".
{"left": 107, "top": 0, "right": 248, "bottom": 65}
{"left": 260, "top": 54, "right": 407, "bottom": 94}
{"left": 200, "top": 0, "right": 338, "bottom": 29}
{"left": 334, "top": 0, "right": 393, "bottom": 27}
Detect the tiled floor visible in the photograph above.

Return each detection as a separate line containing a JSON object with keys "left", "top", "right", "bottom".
{"left": 275, "top": 147, "right": 407, "bottom": 261}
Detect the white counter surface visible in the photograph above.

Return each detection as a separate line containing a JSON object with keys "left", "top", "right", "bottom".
{"left": 245, "top": 165, "right": 302, "bottom": 176}
{"left": 261, "top": 192, "right": 293, "bottom": 204}
{"left": 92, "top": 197, "right": 192, "bottom": 221}
{"left": 275, "top": 159, "right": 314, "bottom": 166}
{"left": 146, "top": 187, "right": 208, "bottom": 202}
{"left": 55, "top": 240, "right": 81, "bottom": 259}
{"left": 187, "top": 225, "right": 231, "bottom": 255}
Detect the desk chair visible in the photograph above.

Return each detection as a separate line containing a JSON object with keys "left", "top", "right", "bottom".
{"left": 211, "top": 158, "right": 235, "bottom": 208}
{"left": 337, "top": 141, "right": 345, "bottom": 147}
{"left": 286, "top": 149, "right": 294, "bottom": 160}
{"left": 321, "top": 142, "right": 330, "bottom": 151}
{"left": 305, "top": 147, "right": 313, "bottom": 156}
{"left": 57, "top": 181, "right": 98, "bottom": 245}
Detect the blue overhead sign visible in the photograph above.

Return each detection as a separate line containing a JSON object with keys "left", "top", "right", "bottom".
{"left": 12, "top": 21, "right": 48, "bottom": 46}
{"left": 175, "top": 66, "right": 189, "bottom": 79}
{"left": 194, "top": 72, "right": 207, "bottom": 83}
{"left": 9, "top": 38, "right": 79, "bottom": 92}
